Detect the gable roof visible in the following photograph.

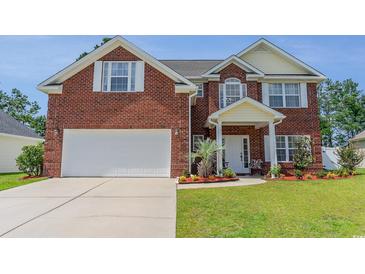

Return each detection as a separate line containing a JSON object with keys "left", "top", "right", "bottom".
{"left": 209, "top": 96, "right": 286, "bottom": 122}
{"left": 160, "top": 60, "right": 222, "bottom": 78}
{"left": 237, "top": 38, "right": 326, "bottom": 79}
{"left": 0, "top": 110, "right": 42, "bottom": 139}
{"left": 38, "top": 36, "right": 196, "bottom": 93}
{"left": 350, "top": 130, "right": 365, "bottom": 142}
{"left": 202, "top": 55, "right": 265, "bottom": 77}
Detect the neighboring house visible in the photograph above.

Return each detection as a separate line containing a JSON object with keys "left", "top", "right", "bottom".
{"left": 38, "top": 36, "right": 325, "bottom": 178}
{"left": 350, "top": 131, "right": 365, "bottom": 168}
{"left": 0, "top": 110, "right": 43, "bottom": 173}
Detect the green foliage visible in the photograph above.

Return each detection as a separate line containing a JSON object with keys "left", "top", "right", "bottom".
{"left": 16, "top": 143, "right": 44, "bottom": 176}
{"left": 335, "top": 144, "right": 364, "bottom": 173}
{"left": 315, "top": 170, "right": 328, "bottom": 179}
{"left": 294, "top": 169, "right": 304, "bottom": 179}
{"left": 190, "top": 175, "right": 199, "bottom": 181}
{"left": 0, "top": 88, "right": 46, "bottom": 136}
{"left": 335, "top": 168, "right": 350, "bottom": 177}
{"left": 223, "top": 167, "right": 236, "bottom": 178}
{"left": 181, "top": 169, "right": 189, "bottom": 177}
{"left": 293, "top": 137, "right": 314, "bottom": 172}
{"left": 269, "top": 164, "right": 281, "bottom": 178}
{"left": 318, "top": 79, "right": 365, "bottom": 146}
{"left": 179, "top": 176, "right": 186, "bottom": 182}
{"left": 76, "top": 37, "right": 112, "bottom": 61}
{"left": 192, "top": 139, "right": 223, "bottom": 177}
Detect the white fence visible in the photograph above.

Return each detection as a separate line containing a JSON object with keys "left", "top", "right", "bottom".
{"left": 322, "top": 147, "right": 340, "bottom": 170}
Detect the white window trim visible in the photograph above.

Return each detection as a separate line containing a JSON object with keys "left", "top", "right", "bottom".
{"left": 102, "top": 61, "right": 137, "bottom": 92}
{"left": 196, "top": 83, "right": 204, "bottom": 97}
{"left": 192, "top": 135, "right": 204, "bottom": 151}
{"left": 276, "top": 135, "right": 308, "bottom": 163}
{"left": 221, "top": 78, "right": 247, "bottom": 108}
{"left": 269, "top": 83, "right": 301, "bottom": 108}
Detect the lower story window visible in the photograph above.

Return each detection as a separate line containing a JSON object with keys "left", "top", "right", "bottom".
{"left": 193, "top": 135, "right": 204, "bottom": 151}
{"left": 276, "top": 135, "right": 306, "bottom": 162}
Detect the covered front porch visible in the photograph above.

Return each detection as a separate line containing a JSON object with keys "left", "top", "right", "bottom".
{"left": 207, "top": 97, "right": 286, "bottom": 176}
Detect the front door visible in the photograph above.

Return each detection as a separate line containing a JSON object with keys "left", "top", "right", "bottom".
{"left": 223, "top": 135, "right": 250, "bottom": 174}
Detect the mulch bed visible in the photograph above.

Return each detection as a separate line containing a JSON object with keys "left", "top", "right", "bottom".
{"left": 266, "top": 175, "right": 353, "bottom": 181}
{"left": 179, "top": 177, "right": 239, "bottom": 184}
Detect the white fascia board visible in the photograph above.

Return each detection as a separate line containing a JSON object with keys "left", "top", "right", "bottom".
{"left": 258, "top": 75, "right": 326, "bottom": 82}
{"left": 175, "top": 84, "right": 197, "bottom": 93}
{"left": 38, "top": 36, "right": 194, "bottom": 93}
{"left": 0, "top": 132, "right": 44, "bottom": 141}
{"left": 202, "top": 55, "right": 264, "bottom": 77}
{"left": 237, "top": 38, "right": 326, "bottom": 79}
{"left": 38, "top": 84, "right": 63, "bottom": 94}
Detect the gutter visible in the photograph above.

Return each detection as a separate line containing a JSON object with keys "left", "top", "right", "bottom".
{"left": 188, "top": 89, "right": 198, "bottom": 174}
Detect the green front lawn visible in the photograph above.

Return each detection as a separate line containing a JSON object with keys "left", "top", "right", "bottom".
{"left": 177, "top": 169, "right": 365, "bottom": 238}
{"left": 0, "top": 173, "right": 47, "bottom": 191}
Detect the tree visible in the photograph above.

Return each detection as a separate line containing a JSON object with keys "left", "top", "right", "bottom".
{"left": 293, "top": 137, "right": 314, "bottom": 174}
{"left": 0, "top": 88, "right": 46, "bottom": 136}
{"left": 335, "top": 144, "right": 364, "bottom": 174}
{"left": 318, "top": 79, "right": 365, "bottom": 146}
{"left": 191, "top": 139, "right": 223, "bottom": 177}
{"left": 76, "top": 37, "right": 112, "bottom": 61}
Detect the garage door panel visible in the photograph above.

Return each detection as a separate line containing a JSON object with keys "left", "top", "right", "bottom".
{"left": 61, "top": 129, "right": 171, "bottom": 177}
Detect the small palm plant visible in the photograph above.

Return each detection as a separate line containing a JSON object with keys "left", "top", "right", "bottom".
{"left": 192, "top": 139, "right": 224, "bottom": 178}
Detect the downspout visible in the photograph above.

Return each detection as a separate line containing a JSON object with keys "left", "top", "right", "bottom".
{"left": 188, "top": 89, "right": 198, "bottom": 174}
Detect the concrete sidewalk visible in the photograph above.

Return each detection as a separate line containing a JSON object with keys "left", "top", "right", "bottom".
{"left": 0, "top": 177, "right": 176, "bottom": 238}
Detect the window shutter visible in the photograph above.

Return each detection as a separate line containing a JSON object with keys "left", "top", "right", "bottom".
{"left": 219, "top": 83, "right": 224, "bottom": 109}
{"left": 300, "top": 82, "right": 308, "bottom": 108}
{"left": 262, "top": 83, "right": 269, "bottom": 106}
{"left": 93, "top": 61, "right": 103, "bottom": 92}
{"left": 241, "top": 83, "right": 247, "bottom": 97}
{"left": 135, "top": 61, "right": 145, "bottom": 91}
{"left": 264, "top": 135, "right": 270, "bottom": 162}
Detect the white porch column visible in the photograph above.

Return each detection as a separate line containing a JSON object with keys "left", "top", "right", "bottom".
{"left": 216, "top": 120, "right": 223, "bottom": 175}
{"left": 268, "top": 121, "right": 278, "bottom": 178}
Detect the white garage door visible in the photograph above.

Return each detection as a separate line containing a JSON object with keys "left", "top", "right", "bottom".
{"left": 61, "top": 129, "right": 171, "bottom": 177}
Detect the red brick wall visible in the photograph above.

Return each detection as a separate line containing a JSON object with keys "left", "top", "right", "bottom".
{"left": 44, "top": 46, "right": 189, "bottom": 178}
{"left": 191, "top": 63, "right": 323, "bottom": 173}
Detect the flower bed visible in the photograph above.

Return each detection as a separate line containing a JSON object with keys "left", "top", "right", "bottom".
{"left": 179, "top": 176, "right": 239, "bottom": 184}
{"left": 266, "top": 174, "right": 353, "bottom": 181}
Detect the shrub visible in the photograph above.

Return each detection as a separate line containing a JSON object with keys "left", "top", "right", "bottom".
{"left": 269, "top": 164, "right": 281, "bottom": 178}
{"left": 336, "top": 168, "right": 349, "bottom": 177}
{"left": 335, "top": 144, "right": 364, "bottom": 174}
{"left": 208, "top": 175, "right": 215, "bottom": 180}
{"left": 326, "top": 172, "right": 336, "bottom": 179}
{"left": 191, "top": 175, "right": 200, "bottom": 181}
{"left": 316, "top": 170, "right": 328, "bottom": 179}
{"left": 223, "top": 168, "right": 236, "bottom": 178}
{"left": 181, "top": 169, "right": 189, "bottom": 177}
{"left": 16, "top": 143, "right": 44, "bottom": 176}
{"left": 306, "top": 174, "right": 313, "bottom": 180}
{"left": 293, "top": 137, "right": 314, "bottom": 172}
{"left": 294, "top": 169, "right": 303, "bottom": 179}
{"left": 192, "top": 139, "right": 224, "bottom": 177}
{"left": 179, "top": 176, "right": 186, "bottom": 182}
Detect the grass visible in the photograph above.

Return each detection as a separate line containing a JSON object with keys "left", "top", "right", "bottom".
{"left": 177, "top": 168, "right": 365, "bottom": 238}
{"left": 0, "top": 172, "right": 47, "bottom": 191}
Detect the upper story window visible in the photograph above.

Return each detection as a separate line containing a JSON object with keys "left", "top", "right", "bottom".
{"left": 219, "top": 78, "right": 247, "bottom": 108}
{"left": 102, "top": 61, "right": 137, "bottom": 92}
{"left": 269, "top": 83, "right": 301, "bottom": 108}
{"left": 196, "top": 83, "right": 204, "bottom": 97}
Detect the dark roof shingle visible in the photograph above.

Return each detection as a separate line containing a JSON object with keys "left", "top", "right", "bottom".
{"left": 160, "top": 60, "right": 222, "bottom": 77}
{"left": 0, "top": 110, "right": 42, "bottom": 139}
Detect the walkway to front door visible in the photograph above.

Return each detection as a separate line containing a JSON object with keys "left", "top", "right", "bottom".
{"left": 223, "top": 135, "right": 250, "bottom": 174}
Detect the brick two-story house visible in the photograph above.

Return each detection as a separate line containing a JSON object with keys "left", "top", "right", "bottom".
{"left": 38, "top": 36, "right": 325, "bottom": 178}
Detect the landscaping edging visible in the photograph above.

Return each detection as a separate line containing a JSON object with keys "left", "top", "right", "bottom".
{"left": 178, "top": 177, "right": 239, "bottom": 184}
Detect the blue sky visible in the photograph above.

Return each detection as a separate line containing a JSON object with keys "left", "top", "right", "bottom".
{"left": 0, "top": 35, "right": 364, "bottom": 115}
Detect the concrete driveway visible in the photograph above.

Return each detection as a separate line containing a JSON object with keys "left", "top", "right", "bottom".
{"left": 0, "top": 177, "right": 176, "bottom": 238}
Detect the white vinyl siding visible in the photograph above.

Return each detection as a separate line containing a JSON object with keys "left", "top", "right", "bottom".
{"left": 263, "top": 82, "right": 308, "bottom": 108}
{"left": 100, "top": 61, "right": 144, "bottom": 92}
